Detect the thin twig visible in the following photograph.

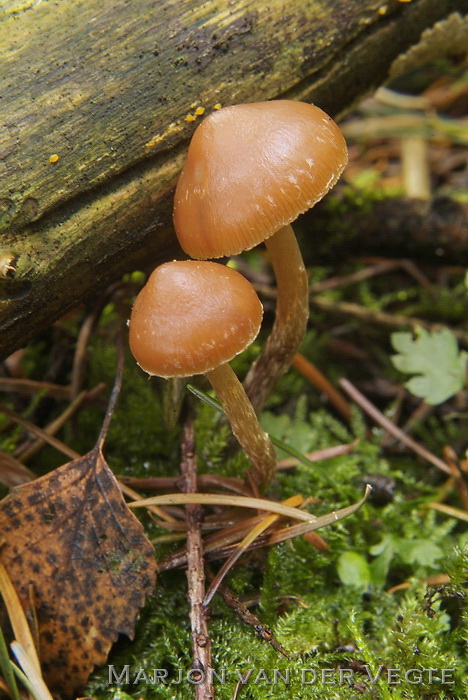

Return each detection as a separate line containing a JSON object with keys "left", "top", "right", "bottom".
{"left": 308, "top": 259, "right": 402, "bottom": 293}
{"left": 96, "top": 335, "right": 125, "bottom": 452}
{"left": 118, "top": 480, "right": 180, "bottom": 524}
{"left": 339, "top": 378, "right": 452, "bottom": 475}
{"left": 397, "top": 400, "right": 435, "bottom": 441}
{"left": 217, "top": 583, "right": 290, "bottom": 659}
{"left": 0, "top": 404, "right": 80, "bottom": 462}
{"left": 70, "top": 282, "right": 123, "bottom": 398}
{"left": 159, "top": 488, "right": 370, "bottom": 572}
{"left": 180, "top": 408, "right": 214, "bottom": 700}
{"left": 276, "top": 440, "right": 358, "bottom": 469}
{"left": 398, "top": 259, "right": 434, "bottom": 292}
{"left": 70, "top": 310, "right": 101, "bottom": 399}
{"left": 15, "top": 390, "right": 90, "bottom": 462}
{"left": 442, "top": 446, "right": 468, "bottom": 511}
{"left": 159, "top": 512, "right": 278, "bottom": 571}
{"left": 0, "top": 378, "right": 71, "bottom": 400}
{"left": 120, "top": 473, "right": 251, "bottom": 496}
{"left": 311, "top": 297, "right": 468, "bottom": 347}
{"left": 256, "top": 258, "right": 434, "bottom": 297}
{"left": 0, "top": 451, "right": 36, "bottom": 488}
{"left": 203, "top": 495, "right": 303, "bottom": 606}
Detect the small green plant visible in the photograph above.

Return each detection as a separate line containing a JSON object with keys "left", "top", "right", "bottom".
{"left": 390, "top": 327, "right": 467, "bottom": 404}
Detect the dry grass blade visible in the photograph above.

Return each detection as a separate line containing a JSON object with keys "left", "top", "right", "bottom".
{"left": 203, "top": 494, "right": 304, "bottom": 606}
{"left": 0, "top": 562, "right": 41, "bottom": 676}
{"left": 0, "top": 451, "right": 35, "bottom": 488}
{"left": 160, "top": 488, "right": 371, "bottom": 572}
{"left": 308, "top": 259, "right": 401, "bottom": 293}
{"left": 425, "top": 503, "right": 468, "bottom": 522}
{"left": 276, "top": 440, "right": 358, "bottom": 470}
{"left": 213, "top": 488, "right": 371, "bottom": 559}
{"left": 386, "top": 574, "right": 453, "bottom": 595}
{"left": 130, "top": 493, "right": 319, "bottom": 523}
{"left": 17, "top": 389, "right": 90, "bottom": 462}
{"left": 0, "top": 403, "right": 80, "bottom": 462}
{"left": 0, "top": 677, "right": 16, "bottom": 697}
{"left": 265, "top": 486, "right": 371, "bottom": 546}
{"left": 159, "top": 511, "right": 282, "bottom": 571}
{"left": 10, "top": 642, "right": 53, "bottom": 700}
{"left": 118, "top": 479, "right": 180, "bottom": 523}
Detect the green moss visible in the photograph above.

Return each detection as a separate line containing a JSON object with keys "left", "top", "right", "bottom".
{"left": 82, "top": 368, "right": 465, "bottom": 698}
{"left": 42, "top": 300, "right": 457, "bottom": 700}
{"left": 2, "top": 249, "right": 465, "bottom": 700}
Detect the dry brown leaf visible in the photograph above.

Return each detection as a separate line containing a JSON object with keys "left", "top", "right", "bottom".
{"left": 0, "top": 444, "right": 157, "bottom": 697}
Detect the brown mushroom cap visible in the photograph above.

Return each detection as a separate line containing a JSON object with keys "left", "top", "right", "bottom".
{"left": 129, "top": 260, "right": 263, "bottom": 378}
{"left": 173, "top": 100, "right": 348, "bottom": 259}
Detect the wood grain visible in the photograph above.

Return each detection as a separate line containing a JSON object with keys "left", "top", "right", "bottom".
{"left": 0, "top": 0, "right": 463, "bottom": 357}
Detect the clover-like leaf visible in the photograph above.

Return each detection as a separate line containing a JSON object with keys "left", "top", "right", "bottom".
{"left": 390, "top": 327, "right": 467, "bottom": 405}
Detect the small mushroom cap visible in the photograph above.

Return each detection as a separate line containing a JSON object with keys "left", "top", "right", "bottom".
{"left": 129, "top": 260, "right": 263, "bottom": 378}
{"left": 173, "top": 100, "right": 348, "bottom": 259}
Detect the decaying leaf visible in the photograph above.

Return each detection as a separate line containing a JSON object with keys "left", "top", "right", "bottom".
{"left": 0, "top": 444, "right": 157, "bottom": 697}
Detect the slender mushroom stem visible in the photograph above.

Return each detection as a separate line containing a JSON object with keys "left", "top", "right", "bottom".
{"left": 243, "top": 224, "right": 309, "bottom": 413}
{"left": 204, "top": 363, "right": 277, "bottom": 487}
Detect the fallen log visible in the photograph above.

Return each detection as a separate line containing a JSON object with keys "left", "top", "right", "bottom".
{"left": 0, "top": 0, "right": 464, "bottom": 358}
{"left": 301, "top": 194, "right": 468, "bottom": 264}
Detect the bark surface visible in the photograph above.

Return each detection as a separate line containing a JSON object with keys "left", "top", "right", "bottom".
{"left": 0, "top": 0, "right": 463, "bottom": 358}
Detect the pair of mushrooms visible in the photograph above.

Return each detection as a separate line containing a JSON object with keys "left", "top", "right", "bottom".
{"left": 129, "top": 100, "right": 348, "bottom": 487}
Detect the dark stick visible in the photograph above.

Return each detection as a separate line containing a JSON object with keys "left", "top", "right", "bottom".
{"left": 218, "top": 584, "right": 290, "bottom": 659}
{"left": 180, "top": 406, "right": 214, "bottom": 700}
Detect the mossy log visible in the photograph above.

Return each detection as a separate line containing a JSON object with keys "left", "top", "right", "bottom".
{"left": 0, "top": 0, "right": 463, "bottom": 359}
{"left": 300, "top": 194, "right": 468, "bottom": 264}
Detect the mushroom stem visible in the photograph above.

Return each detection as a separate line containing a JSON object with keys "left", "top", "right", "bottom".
{"left": 243, "top": 224, "right": 309, "bottom": 413}
{"left": 204, "top": 363, "right": 277, "bottom": 487}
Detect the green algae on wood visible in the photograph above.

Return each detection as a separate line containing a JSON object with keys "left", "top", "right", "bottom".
{"left": 0, "top": 0, "right": 462, "bottom": 358}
